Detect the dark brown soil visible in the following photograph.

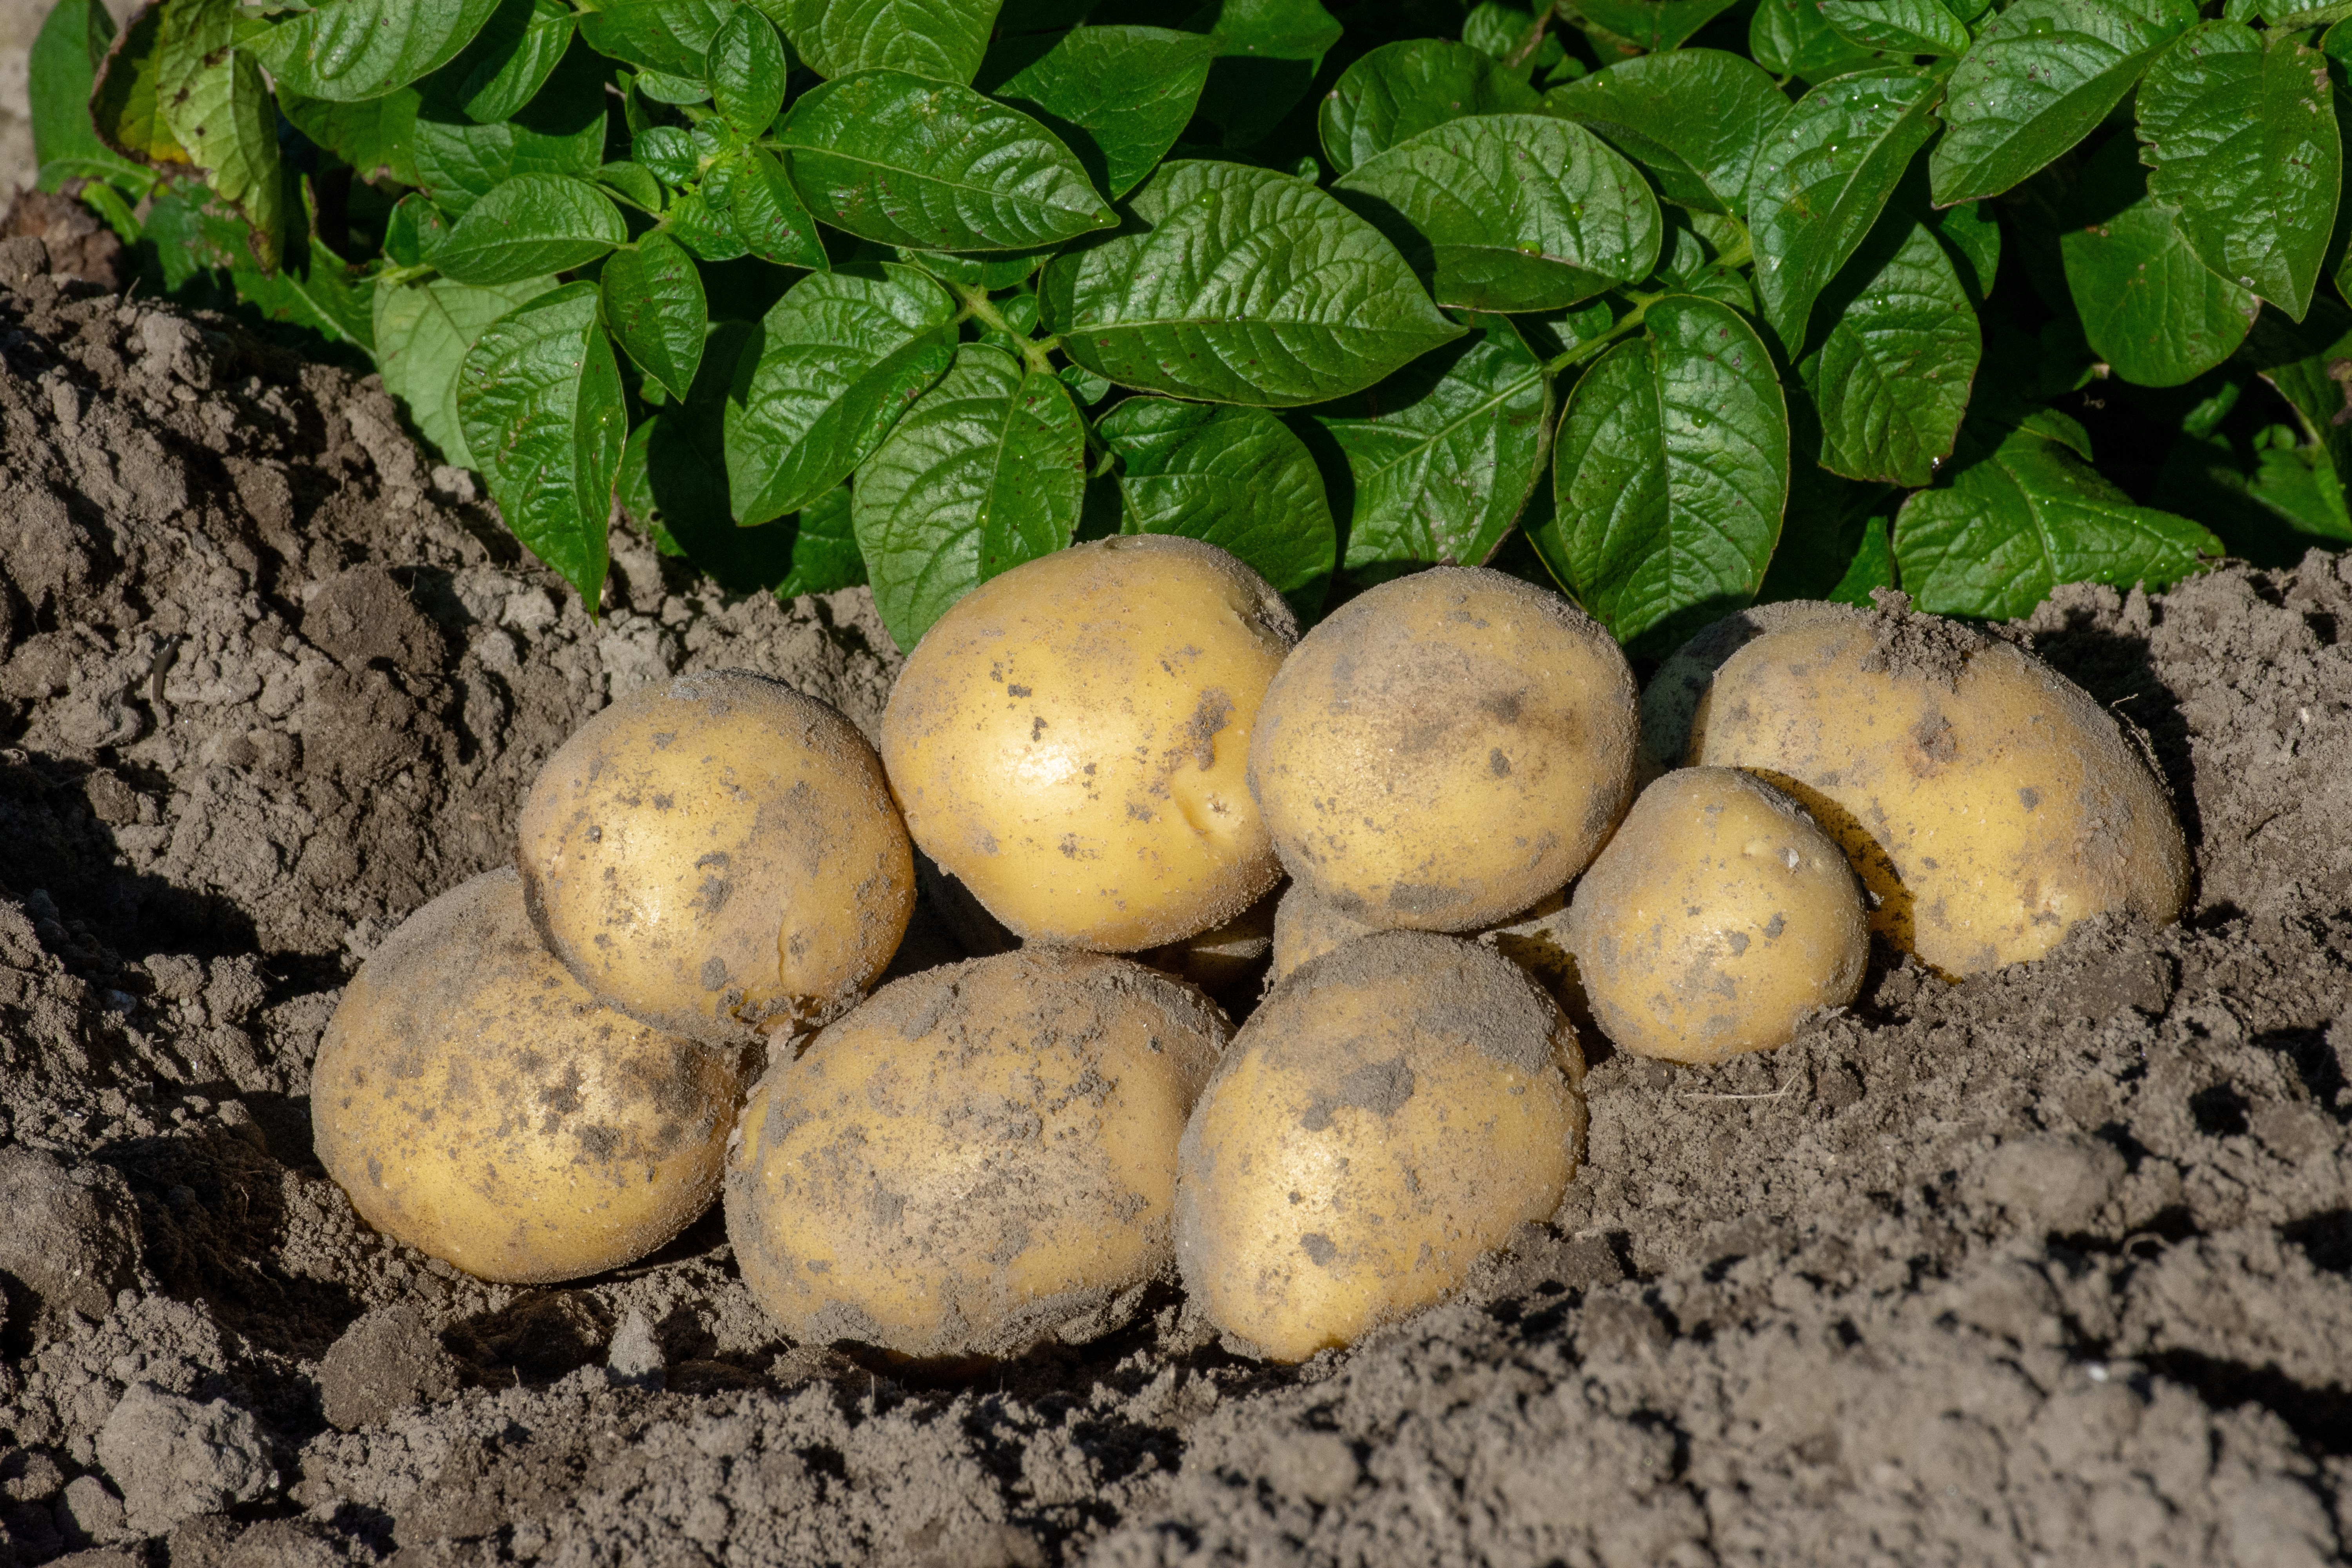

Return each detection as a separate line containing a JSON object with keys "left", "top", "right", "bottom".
{"left": 1, "top": 234, "right": 2350, "bottom": 1568}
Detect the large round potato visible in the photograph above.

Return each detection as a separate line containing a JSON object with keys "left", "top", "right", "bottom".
{"left": 519, "top": 671, "right": 914, "bottom": 1044}
{"left": 1568, "top": 768, "right": 1867, "bottom": 1063}
{"left": 313, "top": 869, "right": 754, "bottom": 1283}
{"left": 1682, "top": 599, "right": 2189, "bottom": 975}
{"left": 880, "top": 537, "right": 1297, "bottom": 951}
{"left": 725, "top": 948, "right": 1228, "bottom": 1361}
{"left": 1247, "top": 567, "right": 1637, "bottom": 932}
{"left": 1176, "top": 931, "right": 1584, "bottom": 1362}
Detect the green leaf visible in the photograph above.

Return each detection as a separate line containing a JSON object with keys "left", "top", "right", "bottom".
{"left": 775, "top": 70, "right": 1113, "bottom": 252}
{"left": 894, "top": 247, "right": 1055, "bottom": 290}
{"left": 92, "top": 4, "right": 188, "bottom": 167}
{"left": 2240, "top": 298, "right": 2352, "bottom": 537}
{"left": 633, "top": 125, "right": 699, "bottom": 185}
{"left": 978, "top": 25, "right": 1214, "bottom": 200}
{"left": 634, "top": 67, "right": 710, "bottom": 103}
{"left": 1319, "top": 41, "right": 1537, "bottom": 181}
{"left": 257, "top": 0, "right": 505, "bottom": 102}
{"left": 1042, "top": 159, "right": 1464, "bottom": 407}
{"left": 457, "top": 281, "right": 629, "bottom": 606}
{"left": 433, "top": 172, "right": 627, "bottom": 285}
{"left": 2137, "top": 21, "right": 2339, "bottom": 322}
{"left": 283, "top": 89, "right": 421, "bottom": 185}
{"left": 1820, "top": 0, "right": 1970, "bottom": 56}
{"left": 30, "top": 0, "right": 143, "bottom": 191}
{"left": 1535, "top": 295, "right": 1791, "bottom": 648}
{"left": 158, "top": 0, "right": 283, "bottom": 268}
{"left": 725, "top": 262, "right": 959, "bottom": 523}
{"left": 597, "top": 160, "right": 665, "bottom": 211}
{"left": 575, "top": 0, "right": 732, "bottom": 80}
{"left": 768, "top": 0, "right": 1003, "bottom": 84}
{"left": 1308, "top": 312, "right": 1553, "bottom": 583}
{"left": 1573, "top": 0, "right": 1740, "bottom": 51}
{"left": 376, "top": 273, "right": 557, "bottom": 466}
{"left": 1201, "top": 0, "right": 1341, "bottom": 59}
{"left": 1929, "top": 0, "right": 2199, "bottom": 207}
{"left": 1749, "top": 0, "right": 1881, "bottom": 83}
{"left": 385, "top": 191, "right": 450, "bottom": 265}
{"left": 2059, "top": 134, "right": 2257, "bottom": 388}
{"left": 2247, "top": 434, "right": 2352, "bottom": 541}
{"left": 1332, "top": 114, "right": 1661, "bottom": 314}
{"left": 1094, "top": 397, "right": 1336, "bottom": 618}
{"left": 666, "top": 185, "right": 753, "bottom": 260}
{"left": 601, "top": 231, "right": 708, "bottom": 400}
{"left": 1545, "top": 49, "right": 1788, "bottom": 217}
{"left": 453, "top": 0, "right": 574, "bottom": 124}
{"left": 1894, "top": 417, "right": 2221, "bottom": 617}
{"left": 233, "top": 233, "right": 378, "bottom": 350}
{"left": 851, "top": 345, "right": 1086, "bottom": 649}
{"left": 1796, "top": 218, "right": 1981, "bottom": 486}
{"left": 731, "top": 149, "right": 829, "bottom": 269}
{"left": 708, "top": 7, "right": 788, "bottom": 136}
{"left": 409, "top": 39, "right": 610, "bottom": 216}
{"left": 1746, "top": 67, "right": 1942, "bottom": 358}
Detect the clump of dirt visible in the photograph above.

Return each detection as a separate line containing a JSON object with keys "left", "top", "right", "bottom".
{"left": 1, "top": 237, "right": 2350, "bottom": 1568}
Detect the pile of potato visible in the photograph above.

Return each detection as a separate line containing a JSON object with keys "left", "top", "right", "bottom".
{"left": 315, "top": 538, "right": 2187, "bottom": 1363}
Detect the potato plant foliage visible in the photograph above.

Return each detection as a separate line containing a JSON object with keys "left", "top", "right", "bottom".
{"left": 31, "top": 0, "right": 2352, "bottom": 647}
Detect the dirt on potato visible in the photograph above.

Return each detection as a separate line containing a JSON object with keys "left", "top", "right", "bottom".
{"left": 2, "top": 234, "right": 2352, "bottom": 1568}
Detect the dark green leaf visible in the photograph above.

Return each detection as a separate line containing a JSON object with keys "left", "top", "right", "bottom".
{"left": 1923, "top": 196, "right": 2001, "bottom": 298}
{"left": 452, "top": 0, "right": 573, "bottom": 124}
{"left": 1746, "top": 67, "right": 1942, "bottom": 357}
{"left": 91, "top": 4, "right": 186, "bottom": 167}
{"left": 895, "top": 247, "right": 1055, "bottom": 290}
{"left": 257, "top": 0, "right": 505, "bottom": 103}
{"left": 1043, "top": 159, "right": 1464, "bottom": 406}
{"left": 376, "top": 272, "right": 558, "bottom": 465}
{"left": 1546, "top": 49, "right": 1788, "bottom": 217}
{"left": 768, "top": 0, "right": 1002, "bottom": 84}
{"left": 1309, "top": 312, "right": 1553, "bottom": 582}
{"left": 2247, "top": 433, "right": 2352, "bottom": 541}
{"left": 602, "top": 230, "right": 708, "bottom": 399}
{"left": 434, "top": 172, "right": 627, "bottom": 285}
{"left": 1829, "top": 515, "right": 1896, "bottom": 604}
{"left": 1757, "top": 396, "right": 1896, "bottom": 603}
{"left": 2240, "top": 298, "right": 2352, "bottom": 538}
{"left": 665, "top": 185, "right": 753, "bottom": 260}
{"left": 708, "top": 7, "right": 787, "bottom": 136}
{"left": 776, "top": 70, "right": 1113, "bottom": 252}
{"left": 2137, "top": 20, "right": 2339, "bottom": 321}
{"left": 634, "top": 125, "right": 699, "bottom": 185}
{"left": 1571, "top": 0, "right": 1740, "bottom": 53}
{"left": 457, "top": 281, "right": 629, "bottom": 606}
{"left": 978, "top": 26, "right": 1214, "bottom": 200}
{"left": 30, "top": 0, "right": 143, "bottom": 191}
{"left": 1893, "top": 416, "right": 2220, "bottom": 617}
{"left": 634, "top": 68, "right": 711, "bottom": 103}
{"left": 158, "top": 0, "right": 283, "bottom": 267}
{"left": 597, "top": 160, "right": 665, "bottom": 211}
{"left": 1333, "top": 114, "right": 1660, "bottom": 314}
{"left": 1797, "top": 218, "right": 1981, "bottom": 486}
{"left": 575, "top": 0, "right": 731, "bottom": 80}
{"left": 851, "top": 345, "right": 1086, "bottom": 649}
{"left": 1203, "top": 0, "right": 1342, "bottom": 59}
{"left": 2060, "top": 134, "right": 2256, "bottom": 387}
{"left": 1820, "top": 0, "right": 1970, "bottom": 56}
{"left": 234, "top": 234, "right": 378, "bottom": 348}
{"left": 725, "top": 262, "right": 959, "bottom": 523}
{"left": 410, "top": 39, "right": 610, "bottom": 216}
{"left": 1929, "top": 0, "right": 2199, "bottom": 207}
{"left": 1095, "top": 397, "right": 1336, "bottom": 617}
{"left": 385, "top": 192, "right": 450, "bottom": 266}
{"left": 1536, "top": 295, "right": 1791, "bottom": 648}
{"left": 283, "top": 89, "right": 421, "bottom": 185}
{"left": 1749, "top": 0, "right": 1880, "bottom": 82}
{"left": 1317, "top": 40, "right": 1537, "bottom": 178}
{"left": 731, "top": 149, "right": 829, "bottom": 269}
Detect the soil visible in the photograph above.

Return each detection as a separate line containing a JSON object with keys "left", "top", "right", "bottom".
{"left": 0, "top": 229, "right": 2348, "bottom": 1568}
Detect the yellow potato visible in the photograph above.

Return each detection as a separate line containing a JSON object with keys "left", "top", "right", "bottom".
{"left": 1637, "top": 600, "right": 1847, "bottom": 786}
{"left": 1176, "top": 931, "right": 1584, "bottom": 1361}
{"left": 1567, "top": 768, "right": 1867, "bottom": 1063}
{"left": 1682, "top": 599, "right": 2189, "bottom": 975}
{"left": 880, "top": 536, "right": 1297, "bottom": 951}
{"left": 1247, "top": 566, "right": 1637, "bottom": 932}
{"left": 519, "top": 670, "right": 914, "bottom": 1044}
{"left": 1272, "top": 880, "right": 1593, "bottom": 1030}
{"left": 312, "top": 869, "right": 753, "bottom": 1283}
{"left": 1137, "top": 886, "right": 1281, "bottom": 998}
{"left": 725, "top": 948, "right": 1228, "bottom": 1361}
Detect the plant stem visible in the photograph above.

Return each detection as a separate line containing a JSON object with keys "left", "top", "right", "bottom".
{"left": 950, "top": 281, "right": 1062, "bottom": 378}
{"left": 1544, "top": 290, "right": 1662, "bottom": 375}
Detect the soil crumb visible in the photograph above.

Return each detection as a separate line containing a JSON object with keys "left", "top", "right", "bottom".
{"left": 3, "top": 243, "right": 2352, "bottom": 1568}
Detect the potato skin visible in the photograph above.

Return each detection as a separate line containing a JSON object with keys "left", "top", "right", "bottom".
{"left": 1176, "top": 931, "right": 1585, "bottom": 1362}
{"left": 1684, "top": 601, "right": 2189, "bottom": 975}
{"left": 1247, "top": 567, "right": 1637, "bottom": 932}
{"left": 1568, "top": 768, "right": 1866, "bottom": 1063}
{"left": 1272, "top": 882, "right": 1592, "bottom": 1026}
{"left": 724, "top": 948, "right": 1228, "bottom": 1361}
{"left": 880, "top": 536, "right": 1298, "bottom": 951}
{"left": 312, "top": 869, "right": 754, "bottom": 1284}
{"left": 519, "top": 671, "right": 914, "bottom": 1045}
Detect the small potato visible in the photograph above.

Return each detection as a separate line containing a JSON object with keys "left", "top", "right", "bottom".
{"left": 880, "top": 536, "right": 1297, "bottom": 951}
{"left": 1271, "top": 882, "right": 1592, "bottom": 1028}
{"left": 313, "top": 869, "right": 754, "bottom": 1283}
{"left": 1248, "top": 566, "right": 1637, "bottom": 932}
{"left": 1176, "top": 931, "right": 1584, "bottom": 1361}
{"left": 1138, "top": 886, "right": 1281, "bottom": 998}
{"left": 725, "top": 948, "right": 1227, "bottom": 1361}
{"left": 1682, "top": 598, "right": 2189, "bottom": 975}
{"left": 519, "top": 671, "right": 914, "bottom": 1044}
{"left": 1568, "top": 768, "right": 1866, "bottom": 1063}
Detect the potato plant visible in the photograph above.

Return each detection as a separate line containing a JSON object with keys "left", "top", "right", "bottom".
{"left": 30, "top": 0, "right": 2350, "bottom": 655}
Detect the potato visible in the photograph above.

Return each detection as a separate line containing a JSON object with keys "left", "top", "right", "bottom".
{"left": 1567, "top": 768, "right": 1866, "bottom": 1063}
{"left": 880, "top": 536, "right": 1297, "bottom": 951}
{"left": 725, "top": 948, "right": 1228, "bottom": 1361}
{"left": 1176, "top": 931, "right": 1584, "bottom": 1361}
{"left": 1137, "top": 885, "right": 1281, "bottom": 998}
{"left": 1272, "top": 880, "right": 1593, "bottom": 1029}
{"left": 313, "top": 869, "right": 754, "bottom": 1283}
{"left": 1680, "top": 598, "right": 2189, "bottom": 975}
{"left": 519, "top": 670, "right": 914, "bottom": 1044}
{"left": 1636, "top": 600, "right": 1846, "bottom": 786}
{"left": 1247, "top": 566, "right": 1637, "bottom": 933}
